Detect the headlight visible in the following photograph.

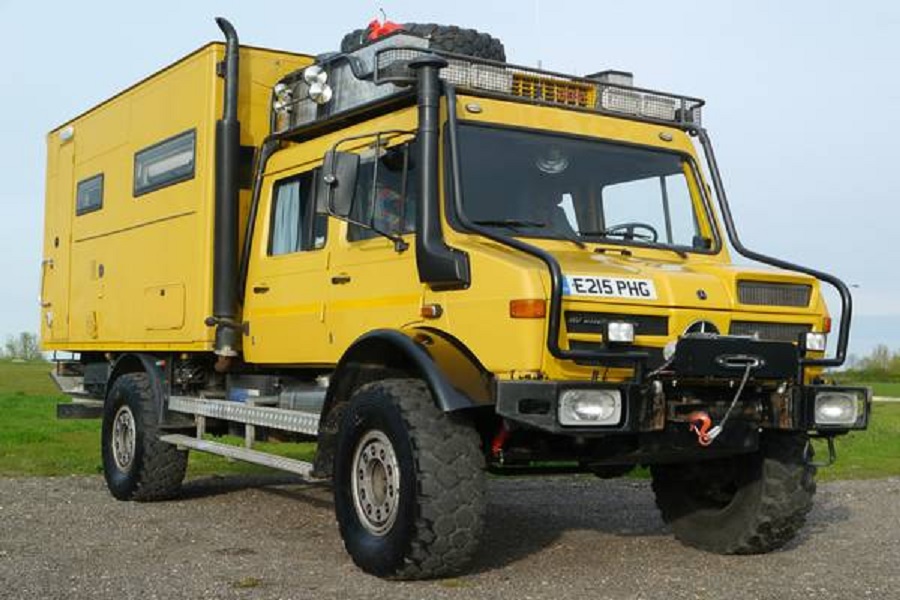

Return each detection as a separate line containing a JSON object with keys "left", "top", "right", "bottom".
{"left": 805, "top": 332, "right": 827, "bottom": 352}
{"left": 559, "top": 389, "right": 622, "bottom": 426}
{"left": 814, "top": 391, "right": 862, "bottom": 426}
{"left": 606, "top": 321, "right": 635, "bottom": 343}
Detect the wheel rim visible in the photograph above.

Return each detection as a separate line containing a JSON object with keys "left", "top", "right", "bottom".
{"left": 351, "top": 430, "right": 401, "bottom": 536}
{"left": 111, "top": 405, "right": 137, "bottom": 471}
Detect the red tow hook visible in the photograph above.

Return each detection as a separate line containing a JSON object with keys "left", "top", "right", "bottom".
{"left": 491, "top": 422, "right": 511, "bottom": 460}
{"left": 687, "top": 411, "right": 714, "bottom": 447}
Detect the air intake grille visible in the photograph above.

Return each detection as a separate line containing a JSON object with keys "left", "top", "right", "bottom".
{"left": 738, "top": 281, "right": 811, "bottom": 307}
{"left": 729, "top": 321, "right": 811, "bottom": 343}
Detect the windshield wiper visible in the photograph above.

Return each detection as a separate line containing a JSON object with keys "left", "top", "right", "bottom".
{"left": 473, "top": 219, "right": 586, "bottom": 249}
{"left": 583, "top": 234, "right": 688, "bottom": 259}
{"left": 473, "top": 219, "right": 546, "bottom": 228}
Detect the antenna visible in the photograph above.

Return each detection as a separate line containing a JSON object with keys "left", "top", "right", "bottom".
{"left": 534, "top": 0, "right": 543, "bottom": 69}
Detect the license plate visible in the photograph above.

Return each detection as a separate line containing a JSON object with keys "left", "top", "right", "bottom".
{"left": 563, "top": 275, "right": 657, "bottom": 300}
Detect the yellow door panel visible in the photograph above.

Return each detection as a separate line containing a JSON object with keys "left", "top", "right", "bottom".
{"left": 244, "top": 252, "right": 332, "bottom": 363}
{"left": 328, "top": 232, "right": 422, "bottom": 353}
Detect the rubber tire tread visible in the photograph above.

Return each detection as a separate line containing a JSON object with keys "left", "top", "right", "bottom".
{"left": 340, "top": 23, "right": 505, "bottom": 61}
{"left": 334, "top": 379, "right": 485, "bottom": 579}
{"left": 102, "top": 373, "right": 188, "bottom": 501}
{"left": 650, "top": 432, "right": 816, "bottom": 554}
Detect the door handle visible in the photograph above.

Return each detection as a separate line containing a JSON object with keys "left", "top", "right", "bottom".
{"left": 331, "top": 273, "right": 352, "bottom": 285}
{"left": 39, "top": 258, "right": 54, "bottom": 308}
{"left": 252, "top": 284, "right": 270, "bottom": 294}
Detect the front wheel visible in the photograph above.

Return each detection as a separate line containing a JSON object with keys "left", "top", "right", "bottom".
{"left": 650, "top": 432, "right": 816, "bottom": 554}
{"left": 333, "top": 379, "right": 485, "bottom": 579}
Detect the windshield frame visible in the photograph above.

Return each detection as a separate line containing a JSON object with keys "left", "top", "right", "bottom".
{"left": 445, "top": 120, "right": 722, "bottom": 256}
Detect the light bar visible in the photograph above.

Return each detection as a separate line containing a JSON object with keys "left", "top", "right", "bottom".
{"left": 375, "top": 47, "right": 704, "bottom": 126}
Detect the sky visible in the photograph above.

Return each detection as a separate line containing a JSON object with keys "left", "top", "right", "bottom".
{"left": 1, "top": 0, "right": 898, "bottom": 357}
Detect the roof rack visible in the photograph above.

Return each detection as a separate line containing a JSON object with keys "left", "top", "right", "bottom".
{"left": 270, "top": 33, "right": 705, "bottom": 137}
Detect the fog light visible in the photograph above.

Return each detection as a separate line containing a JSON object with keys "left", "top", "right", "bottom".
{"left": 805, "top": 332, "right": 827, "bottom": 352}
{"left": 607, "top": 321, "right": 635, "bottom": 343}
{"left": 559, "top": 389, "right": 622, "bottom": 426}
{"left": 814, "top": 391, "right": 859, "bottom": 426}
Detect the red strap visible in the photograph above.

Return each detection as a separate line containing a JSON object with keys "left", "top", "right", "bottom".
{"left": 367, "top": 19, "right": 403, "bottom": 40}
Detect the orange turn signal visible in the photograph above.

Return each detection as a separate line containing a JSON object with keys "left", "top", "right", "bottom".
{"left": 420, "top": 304, "right": 443, "bottom": 319}
{"left": 509, "top": 299, "right": 547, "bottom": 319}
{"left": 823, "top": 316, "right": 832, "bottom": 334}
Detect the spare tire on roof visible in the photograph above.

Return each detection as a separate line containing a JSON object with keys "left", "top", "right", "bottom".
{"left": 340, "top": 23, "right": 506, "bottom": 62}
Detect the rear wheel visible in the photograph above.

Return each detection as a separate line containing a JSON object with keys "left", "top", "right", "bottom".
{"left": 650, "top": 432, "right": 815, "bottom": 554}
{"left": 101, "top": 373, "right": 187, "bottom": 501}
{"left": 333, "top": 378, "right": 485, "bottom": 579}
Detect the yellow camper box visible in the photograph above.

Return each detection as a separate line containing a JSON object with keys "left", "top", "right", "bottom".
{"left": 40, "top": 43, "right": 312, "bottom": 352}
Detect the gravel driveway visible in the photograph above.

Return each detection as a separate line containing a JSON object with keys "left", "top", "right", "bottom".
{"left": 1, "top": 474, "right": 897, "bottom": 599}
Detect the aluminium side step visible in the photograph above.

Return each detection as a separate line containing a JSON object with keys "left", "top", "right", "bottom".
{"left": 167, "top": 395, "right": 320, "bottom": 436}
{"left": 160, "top": 434, "right": 322, "bottom": 480}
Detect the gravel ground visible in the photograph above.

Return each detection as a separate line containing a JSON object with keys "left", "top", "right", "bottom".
{"left": 1, "top": 474, "right": 898, "bottom": 600}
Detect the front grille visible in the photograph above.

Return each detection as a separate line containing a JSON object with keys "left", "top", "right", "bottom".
{"left": 738, "top": 281, "right": 811, "bottom": 307}
{"left": 565, "top": 311, "right": 668, "bottom": 336}
{"left": 729, "top": 321, "right": 811, "bottom": 343}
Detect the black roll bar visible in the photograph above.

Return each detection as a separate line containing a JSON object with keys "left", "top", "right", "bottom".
{"left": 693, "top": 127, "right": 851, "bottom": 368}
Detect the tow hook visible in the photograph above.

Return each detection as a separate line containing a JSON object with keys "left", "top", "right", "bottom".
{"left": 491, "top": 422, "right": 511, "bottom": 463}
{"left": 686, "top": 363, "right": 753, "bottom": 448}
{"left": 687, "top": 411, "right": 721, "bottom": 447}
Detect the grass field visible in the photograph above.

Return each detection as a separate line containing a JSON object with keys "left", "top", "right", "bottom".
{"left": 1, "top": 360, "right": 898, "bottom": 481}
{"left": 869, "top": 382, "right": 900, "bottom": 397}
{"left": 0, "top": 361, "right": 313, "bottom": 478}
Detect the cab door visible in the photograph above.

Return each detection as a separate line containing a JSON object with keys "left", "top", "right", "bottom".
{"left": 327, "top": 143, "right": 423, "bottom": 353}
{"left": 242, "top": 168, "right": 335, "bottom": 364}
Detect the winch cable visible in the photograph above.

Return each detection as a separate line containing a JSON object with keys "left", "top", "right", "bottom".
{"left": 699, "top": 362, "right": 754, "bottom": 445}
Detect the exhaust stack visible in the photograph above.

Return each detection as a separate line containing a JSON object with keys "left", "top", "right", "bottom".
{"left": 210, "top": 17, "right": 241, "bottom": 356}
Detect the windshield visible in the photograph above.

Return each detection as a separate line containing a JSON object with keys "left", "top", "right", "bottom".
{"left": 456, "top": 125, "right": 714, "bottom": 252}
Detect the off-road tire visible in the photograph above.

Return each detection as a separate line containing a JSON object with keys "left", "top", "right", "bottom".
{"left": 101, "top": 373, "right": 187, "bottom": 501}
{"left": 333, "top": 378, "right": 485, "bottom": 579}
{"left": 650, "top": 432, "right": 815, "bottom": 554}
{"left": 340, "top": 23, "right": 506, "bottom": 62}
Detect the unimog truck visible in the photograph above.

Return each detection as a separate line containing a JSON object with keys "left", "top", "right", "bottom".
{"left": 41, "top": 17, "right": 870, "bottom": 578}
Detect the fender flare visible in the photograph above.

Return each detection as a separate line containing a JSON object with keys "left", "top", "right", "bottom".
{"left": 107, "top": 353, "right": 187, "bottom": 428}
{"left": 312, "top": 328, "right": 492, "bottom": 478}
{"left": 108, "top": 353, "right": 167, "bottom": 402}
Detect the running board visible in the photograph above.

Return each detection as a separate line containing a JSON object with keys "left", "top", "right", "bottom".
{"left": 160, "top": 434, "right": 321, "bottom": 479}
{"left": 167, "top": 395, "right": 319, "bottom": 436}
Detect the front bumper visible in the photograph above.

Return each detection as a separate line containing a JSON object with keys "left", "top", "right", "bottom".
{"left": 495, "top": 379, "right": 871, "bottom": 435}
{"left": 496, "top": 336, "right": 871, "bottom": 436}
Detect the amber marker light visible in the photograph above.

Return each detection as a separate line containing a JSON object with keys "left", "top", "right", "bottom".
{"left": 420, "top": 304, "right": 443, "bottom": 319}
{"left": 509, "top": 299, "right": 547, "bottom": 319}
{"left": 823, "top": 316, "right": 832, "bottom": 334}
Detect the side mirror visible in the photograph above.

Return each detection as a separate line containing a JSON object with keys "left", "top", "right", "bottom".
{"left": 319, "top": 150, "right": 359, "bottom": 218}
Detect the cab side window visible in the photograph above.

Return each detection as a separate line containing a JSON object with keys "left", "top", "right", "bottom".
{"left": 348, "top": 142, "right": 418, "bottom": 241}
{"left": 269, "top": 171, "right": 327, "bottom": 255}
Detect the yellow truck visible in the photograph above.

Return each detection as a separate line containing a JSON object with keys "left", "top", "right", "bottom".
{"left": 41, "top": 17, "right": 870, "bottom": 578}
